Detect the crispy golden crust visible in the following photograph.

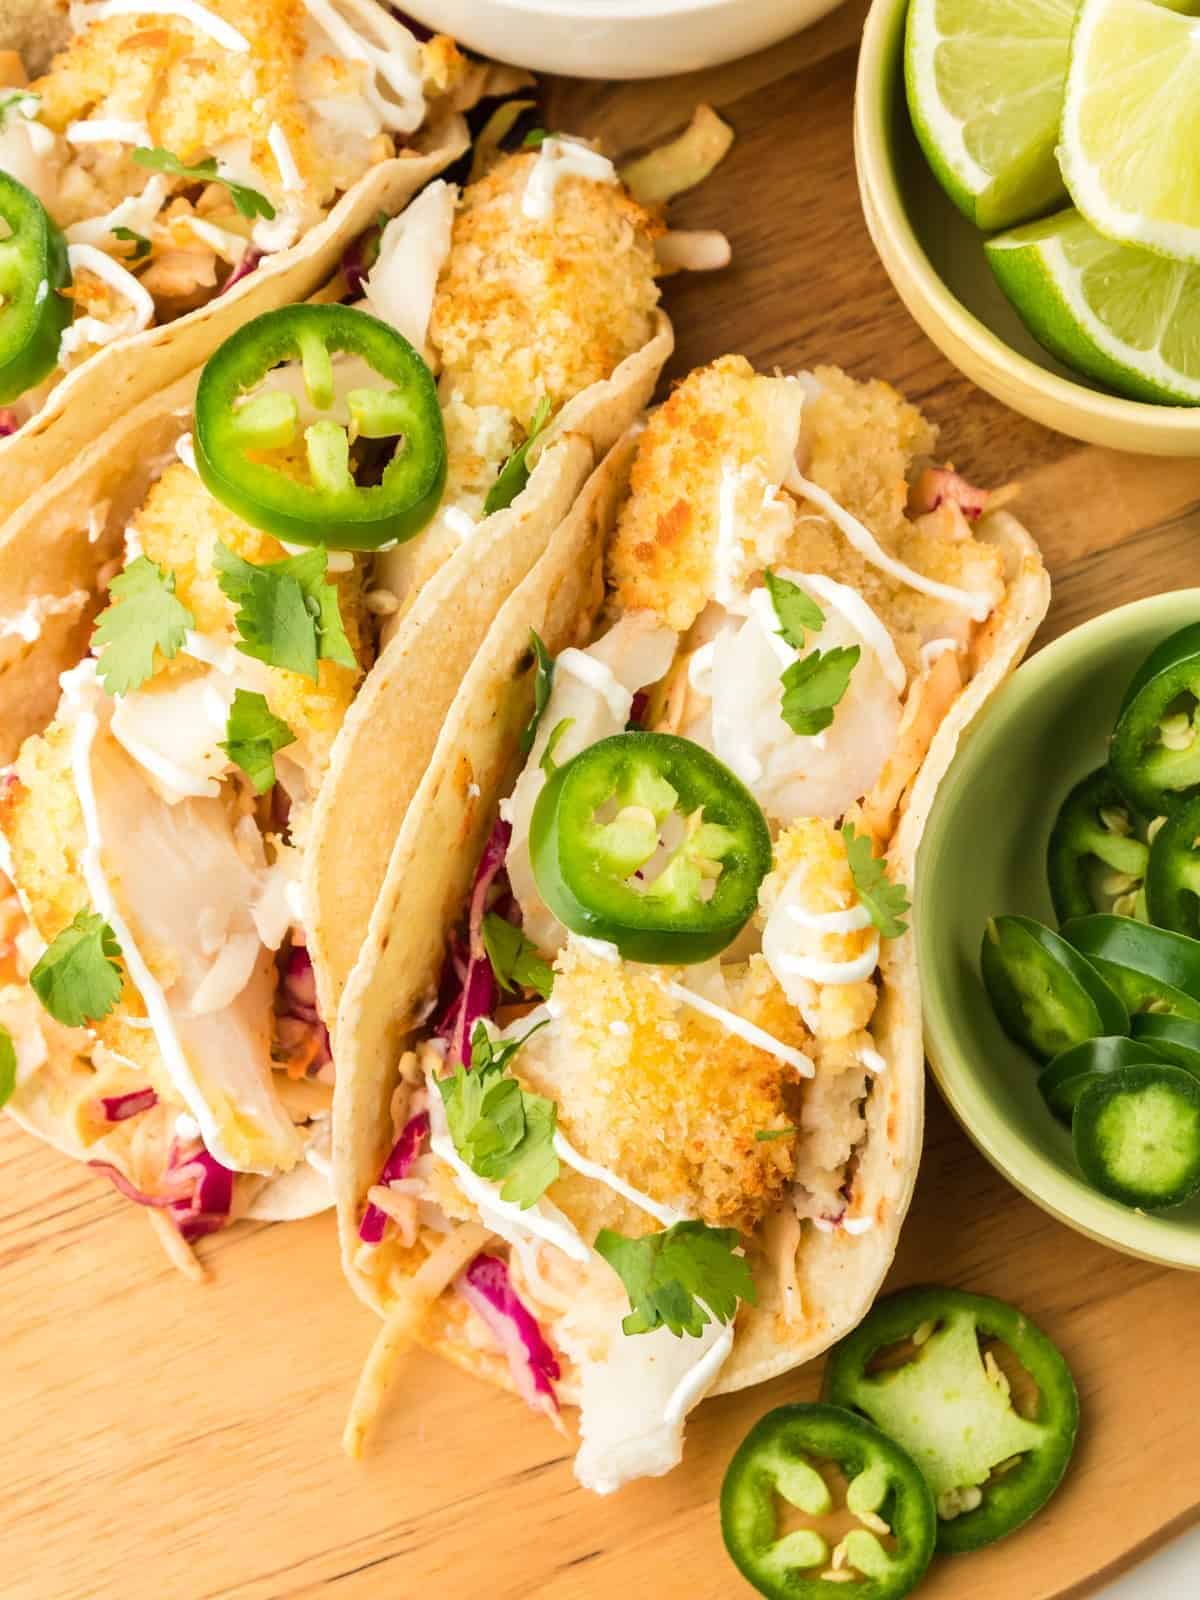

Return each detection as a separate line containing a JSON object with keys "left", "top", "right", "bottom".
{"left": 519, "top": 942, "right": 806, "bottom": 1235}
{"left": 429, "top": 152, "right": 661, "bottom": 423}
{"left": 606, "top": 355, "right": 803, "bottom": 633}
{"left": 131, "top": 463, "right": 368, "bottom": 774}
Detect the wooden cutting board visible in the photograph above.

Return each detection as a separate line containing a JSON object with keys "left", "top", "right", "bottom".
{"left": 5, "top": 8, "right": 1200, "bottom": 1599}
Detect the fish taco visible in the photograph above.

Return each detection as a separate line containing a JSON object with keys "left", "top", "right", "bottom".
{"left": 0, "top": 117, "right": 698, "bottom": 1277}
{"left": 334, "top": 356, "right": 1050, "bottom": 1490}
{"left": 0, "top": 0, "right": 528, "bottom": 520}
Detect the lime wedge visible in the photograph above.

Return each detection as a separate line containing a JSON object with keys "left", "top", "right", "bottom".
{"left": 1059, "top": 0, "right": 1200, "bottom": 264}
{"left": 986, "top": 208, "right": 1200, "bottom": 403}
{"left": 904, "top": 0, "right": 1079, "bottom": 230}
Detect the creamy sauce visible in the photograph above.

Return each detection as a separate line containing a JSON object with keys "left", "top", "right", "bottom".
{"left": 920, "top": 636, "right": 961, "bottom": 669}
{"left": 60, "top": 243, "right": 155, "bottom": 360}
{"left": 64, "top": 665, "right": 242, "bottom": 1172}
{"left": 658, "top": 977, "right": 814, "bottom": 1076}
{"left": 859, "top": 1045, "right": 887, "bottom": 1074}
{"left": 65, "top": 178, "right": 170, "bottom": 251}
{"left": 65, "top": 119, "right": 152, "bottom": 146}
{"left": 661, "top": 1319, "right": 735, "bottom": 1427}
{"left": 786, "top": 902, "right": 873, "bottom": 934}
{"left": 775, "top": 935, "right": 880, "bottom": 986}
{"left": 301, "top": 0, "right": 426, "bottom": 136}
{"left": 430, "top": 1130, "right": 591, "bottom": 1262}
{"left": 794, "top": 571, "right": 907, "bottom": 694}
{"left": 443, "top": 507, "right": 476, "bottom": 540}
{"left": 522, "top": 137, "right": 618, "bottom": 222}
{"left": 175, "top": 433, "right": 198, "bottom": 473}
{"left": 85, "top": 0, "right": 251, "bottom": 51}
{"left": 553, "top": 1130, "right": 685, "bottom": 1228}
{"left": 789, "top": 472, "right": 994, "bottom": 621}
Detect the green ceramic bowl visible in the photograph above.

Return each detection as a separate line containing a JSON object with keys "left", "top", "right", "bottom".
{"left": 919, "top": 592, "right": 1200, "bottom": 1268}
{"left": 854, "top": 0, "right": 1200, "bottom": 455}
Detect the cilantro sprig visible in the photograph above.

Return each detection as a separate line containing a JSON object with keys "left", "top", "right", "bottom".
{"left": 0, "top": 90, "right": 39, "bottom": 132}
{"left": 0, "top": 1026, "right": 15, "bottom": 1111}
{"left": 755, "top": 1126, "right": 799, "bottom": 1142}
{"left": 595, "top": 1220, "right": 757, "bottom": 1338}
{"left": 520, "top": 629, "right": 554, "bottom": 755}
{"left": 764, "top": 570, "right": 823, "bottom": 650}
{"left": 220, "top": 689, "right": 295, "bottom": 794}
{"left": 438, "top": 1021, "right": 558, "bottom": 1208}
{"left": 215, "top": 543, "right": 355, "bottom": 682}
{"left": 780, "top": 645, "right": 860, "bottom": 737}
{"left": 92, "top": 556, "right": 195, "bottom": 696}
{"left": 112, "top": 225, "right": 152, "bottom": 262}
{"left": 483, "top": 912, "right": 553, "bottom": 1000}
{"left": 540, "top": 716, "right": 574, "bottom": 777}
{"left": 133, "top": 146, "right": 275, "bottom": 221}
{"left": 30, "top": 911, "right": 123, "bottom": 1028}
{"left": 842, "top": 823, "right": 910, "bottom": 940}
{"left": 483, "top": 397, "right": 553, "bottom": 517}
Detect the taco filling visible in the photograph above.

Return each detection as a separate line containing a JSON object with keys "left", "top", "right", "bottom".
{"left": 0, "top": 136, "right": 674, "bottom": 1276}
{"left": 0, "top": 0, "right": 515, "bottom": 428}
{"left": 340, "top": 356, "right": 1046, "bottom": 1492}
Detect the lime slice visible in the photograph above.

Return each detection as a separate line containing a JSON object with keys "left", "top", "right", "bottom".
{"left": 986, "top": 208, "right": 1200, "bottom": 403}
{"left": 904, "top": 0, "right": 1079, "bottom": 231}
{"left": 1059, "top": 0, "right": 1200, "bottom": 264}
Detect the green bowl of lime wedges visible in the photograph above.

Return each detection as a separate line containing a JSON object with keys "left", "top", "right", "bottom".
{"left": 919, "top": 591, "right": 1200, "bottom": 1270}
{"left": 854, "top": 0, "right": 1200, "bottom": 454}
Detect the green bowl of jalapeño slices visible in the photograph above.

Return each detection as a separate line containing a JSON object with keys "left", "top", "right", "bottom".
{"left": 919, "top": 591, "right": 1200, "bottom": 1268}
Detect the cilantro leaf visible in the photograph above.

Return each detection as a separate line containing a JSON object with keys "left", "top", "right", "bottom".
{"left": 755, "top": 1126, "right": 800, "bottom": 1142}
{"left": 437, "top": 1020, "right": 557, "bottom": 1208}
{"left": 133, "top": 146, "right": 275, "bottom": 221}
{"left": 520, "top": 629, "right": 554, "bottom": 755}
{"left": 215, "top": 543, "right": 355, "bottom": 681}
{"left": 764, "top": 569, "right": 824, "bottom": 649}
{"left": 92, "top": 556, "right": 195, "bottom": 696}
{"left": 483, "top": 397, "right": 553, "bottom": 516}
{"left": 29, "top": 910, "right": 123, "bottom": 1028}
{"left": 779, "top": 644, "right": 860, "bottom": 737}
{"left": 111, "top": 225, "right": 152, "bottom": 261}
{"left": 0, "top": 1025, "right": 15, "bottom": 1111}
{"left": 482, "top": 912, "right": 553, "bottom": 1000}
{"left": 219, "top": 689, "right": 295, "bottom": 794}
{"left": 540, "top": 716, "right": 574, "bottom": 777}
{"left": 842, "top": 822, "right": 910, "bottom": 939}
{"left": 594, "top": 1220, "right": 757, "bottom": 1338}
{"left": 522, "top": 128, "right": 550, "bottom": 148}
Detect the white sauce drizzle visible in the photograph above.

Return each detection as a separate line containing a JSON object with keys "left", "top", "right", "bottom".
{"left": 60, "top": 243, "right": 155, "bottom": 359}
{"left": 658, "top": 978, "right": 814, "bottom": 1076}
{"left": 775, "top": 935, "right": 880, "bottom": 987}
{"left": 553, "top": 1131, "right": 685, "bottom": 1228}
{"left": 843, "top": 1216, "right": 875, "bottom": 1235}
{"left": 794, "top": 571, "right": 907, "bottom": 694}
{"left": 443, "top": 506, "right": 477, "bottom": 541}
{"left": 786, "top": 902, "right": 873, "bottom": 934}
{"left": 662, "top": 1319, "right": 735, "bottom": 1426}
{"left": 66, "top": 118, "right": 152, "bottom": 146}
{"left": 557, "top": 650, "right": 629, "bottom": 723}
{"left": 522, "top": 137, "right": 618, "bottom": 222}
{"left": 429, "top": 1131, "right": 591, "bottom": 1262}
{"left": 788, "top": 472, "right": 994, "bottom": 621}
{"left": 64, "top": 666, "right": 241, "bottom": 1170}
{"left": 859, "top": 1045, "right": 887, "bottom": 1075}
{"left": 175, "top": 432, "right": 198, "bottom": 473}
{"left": 300, "top": 0, "right": 426, "bottom": 136}
{"left": 84, "top": 0, "right": 250, "bottom": 50}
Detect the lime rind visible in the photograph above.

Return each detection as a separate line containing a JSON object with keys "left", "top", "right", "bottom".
{"left": 905, "top": 0, "right": 1075, "bottom": 230}
{"left": 1059, "top": 0, "right": 1200, "bottom": 266}
{"left": 986, "top": 209, "right": 1200, "bottom": 405}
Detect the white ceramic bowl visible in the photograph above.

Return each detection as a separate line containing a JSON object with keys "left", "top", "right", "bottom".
{"left": 404, "top": 0, "right": 847, "bottom": 79}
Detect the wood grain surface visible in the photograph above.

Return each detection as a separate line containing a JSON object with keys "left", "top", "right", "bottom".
{"left": 6, "top": 9, "right": 1200, "bottom": 1600}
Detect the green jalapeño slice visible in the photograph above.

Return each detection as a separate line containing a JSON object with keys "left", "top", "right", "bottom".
{"left": 1062, "top": 914, "right": 1200, "bottom": 1021}
{"left": 194, "top": 303, "right": 445, "bottom": 551}
{"left": 0, "top": 172, "right": 72, "bottom": 405}
{"left": 981, "top": 914, "right": 1128, "bottom": 1063}
{"left": 1047, "top": 766, "right": 1149, "bottom": 925}
{"left": 720, "top": 1402, "right": 935, "bottom": 1600}
{"left": 529, "top": 731, "right": 772, "bottom": 964}
{"left": 823, "top": 1287, "right": 1079, "bottom": 1554}
{"left": 1145, "top": 794, "right": 1200, "bottom": 938}
{"left": 1110, "top": 624, "right": 1200, "bottom": 817}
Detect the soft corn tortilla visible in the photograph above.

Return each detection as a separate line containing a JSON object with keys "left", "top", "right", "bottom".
{"left": 334, "top": 433, "right": 1050, "bottom": 1401}
{"left": 0, "top": 3, "right": 467, "bottom": 524}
